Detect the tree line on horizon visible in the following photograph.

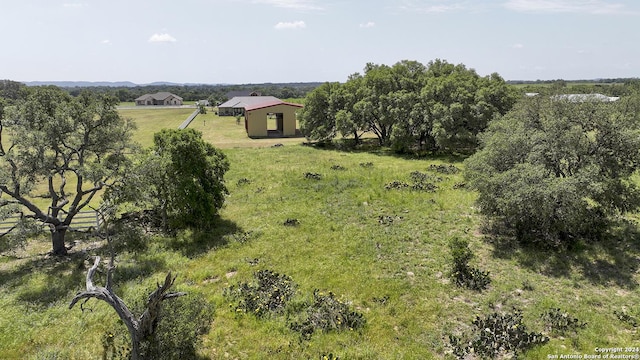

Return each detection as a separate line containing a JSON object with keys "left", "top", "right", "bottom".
{"left": 0, "top": 79, "right": 322, "bottom": 105}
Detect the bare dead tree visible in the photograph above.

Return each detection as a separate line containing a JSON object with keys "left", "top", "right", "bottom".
{"left": 69, "top": 256, "right": 185, "bottom": 360}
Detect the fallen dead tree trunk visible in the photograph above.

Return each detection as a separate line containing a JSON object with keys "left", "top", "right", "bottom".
{"left": 69, "top": 256, "right": 185, "bottom": 360}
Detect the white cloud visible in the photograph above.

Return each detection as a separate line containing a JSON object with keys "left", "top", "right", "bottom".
{"left": 63, "top": 3, "right": 87, "bottom": 8}
{"left": 274, "top": 21, "right": 306, "bottom": 30}
{"left": 148, "top": 33, "right": 177, "bottom": 43}
{"left": 398, "top": 1, "right": 475, "bottom": 13}
{"left": 360, "top": 21, "right": 376, "bottom": 28}
{"left": 253, "top": 0, "right": 322, "bottom": 11}
{"left": 101, "top": 39, "right": 112, "bottom": 45}
{"left": 423, "top": 4, "right": 463, "bottom": 12}
{"left": 512, "top": 43, "right": 524, "bottom": 49}
{"left": 503, "top": 0, "right": 630, "bottom": 14}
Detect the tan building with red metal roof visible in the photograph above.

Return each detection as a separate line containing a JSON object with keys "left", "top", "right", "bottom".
{"left": 218, "top": 96, "right": 303, "bottom": 137}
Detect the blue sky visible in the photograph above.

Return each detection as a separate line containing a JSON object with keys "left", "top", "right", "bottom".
{"left": 1, "top": 0, "right": 638, "bottom": 84}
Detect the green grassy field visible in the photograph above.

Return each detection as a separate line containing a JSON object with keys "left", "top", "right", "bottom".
{"left": 121, "top": 107, "right": 306, "bottom": 149}
{"left": 119, "top": 107, "right": 196, "bottom": 147}
{"left": 0, "top": 107, "right": 638, "bottom": 359}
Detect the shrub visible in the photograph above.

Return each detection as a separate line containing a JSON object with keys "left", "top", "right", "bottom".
{"left": 108, "top": 219, "right": 148, "bottom": 254}
{"left": 614, "top": 310, "right": 639, "bottom": 328}
{"left": 452, "top": 182, "right": 467, "bottom": 190}
{"left": 385, "top": 180, "right": 409, "bottom": 190}
{"left": 102, "top": 329, "right": 130, "bottom": 360}
{"left": 330, "top": 164, "right": 347, "bottom": 171}
{"left": 377, "top": 215, "right": 403, "bottom": 226}
{"left": 115, "top": 209, "right": 164, "bottom": 235}
{"left": 236, "top": 178, "right": 252, "bottom": 186}
{"left": 449, "top": 309, "right": 548, "bottom": 359}
{"left": 225, "top": 270, "right": 297, "bottom": 317}
{"left": 283, "top": 218, "right": 300, "bottom": 227}
{"left": 410, "top": 171, "right": 429, "bottom": 183}
{"left": 541, "top": 308, "right": 587, "bottom": 335}
{"left": 103, "top": 294, "right": 214, "bottom": 360}
{"left": 372, "top": 295, "right": 390, "bottom": 305}
{"left": 139, "top": 295, "right": 214, "bottom": 359}
{"left": 410, "top": 172, "right": 439, "bottom": 191}
{"left": 109, "top": 129, "right": 230, "bottom": 232}
{"left": 411, "top": 182, "right": 438, "bottom": 192}
{"left": 289, "top": 290, "right": 366, "bottom": 340}
{"left": 386, "top": 171, "right": 439, "bottom": 192}
{"left": 153, "top": 128, "right": 230, "bottom": 230}
{"left": 304, "top": 172, "right": 323, "bottom": 180}
{"left": 429, "top": 164, "right": 459, "bottom": 174}
{"left": 449, "top": 238, "right": 490, "bottom": 291}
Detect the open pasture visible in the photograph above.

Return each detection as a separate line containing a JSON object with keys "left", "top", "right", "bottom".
{"left": 0, "top": 106, "right": 638, "bottom": 359}
{"left": 120, "top": 107, "right": 306, "bottom": 149}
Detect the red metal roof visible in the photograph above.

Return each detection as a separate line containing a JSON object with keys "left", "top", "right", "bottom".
{"left": 244, "top": 100, "right": 304, "bottom": 112}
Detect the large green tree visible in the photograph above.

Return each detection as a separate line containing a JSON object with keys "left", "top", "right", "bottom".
{"left": 356, "top": 62, "right": 404, "bottom": 146}
{"left": 299, "top": 82, "right": 343, "bottom": 142}
{"left": 113, "top": 128, "right": 229, "bottom": 231}
{"left": 464, "top": 96, "right": 640, "bottom": 247}
{"left": 0, "top": 87, "right": 135, "bottom": 255}
{"left": 420, "top": 60, "right": 517, "bottom": 152}
{"left": 300, "top": 59, "right": 516, "bottom": 153}
{"left": 0, "top": 80, "right": 27, "bottom": 102}
{"left": 334, "top": 73, "right": 369, "bottom": 144}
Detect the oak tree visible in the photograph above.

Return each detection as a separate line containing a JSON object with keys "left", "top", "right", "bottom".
{"left": 0, "top": 87, "right": 135, "bottom": 255}
{"left": 299, "top": 82, "right": 342, "bottom": 142}
{"left": 464, "top": 96, "right": 640, "bottom": 247}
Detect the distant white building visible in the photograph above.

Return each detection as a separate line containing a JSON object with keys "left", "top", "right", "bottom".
{"left": 551, "top": 93, "right": 620, "bottom": 102}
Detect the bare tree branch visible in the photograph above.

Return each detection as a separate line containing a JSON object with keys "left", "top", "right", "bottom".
{"left": 85, "top": 256, "right": 100, "bottom": 290}
{"left": 69, "top": 256, "right": 186, "bottom": 360}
